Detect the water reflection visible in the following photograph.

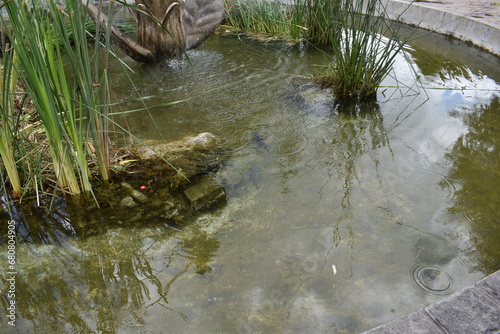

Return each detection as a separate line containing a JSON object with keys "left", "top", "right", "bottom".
{"left": 440, "top": 96, "right": 500, "bottom": 274}
{"left": 0, "top": 224, "right": 220, "bottom": 333}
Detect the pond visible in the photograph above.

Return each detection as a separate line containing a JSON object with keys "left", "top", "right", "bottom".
{"left": 1, "top": 25, "right": 499, "bottom": 333}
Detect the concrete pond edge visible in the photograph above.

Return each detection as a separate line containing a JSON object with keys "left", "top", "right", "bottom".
{"left": 383, "top": 0, "right": 500, "bottom": 57}
{"left": 361, "top": 270, "right": 500, "bottom": 333}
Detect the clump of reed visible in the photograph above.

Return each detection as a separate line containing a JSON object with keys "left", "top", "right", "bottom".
{"left": 295, "top": 0, "right": 342, "bottom": 45}
{"left": 0, "top": 0, "right": 114, "bottom": 200}
{"left": 223, "top": 0, "right": 306, "bottom": 40}
{"left": 312, "top": 0, "right": 406, "bottom": 101}
{"left": 224, "top": 0, "right": 408, "bottom": 101}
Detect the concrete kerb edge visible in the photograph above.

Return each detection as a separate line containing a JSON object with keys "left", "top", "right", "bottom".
{"left": 382, "top": 0, "right": 500, "bottom": 57}
{"left": 360, "top": 270, "right": 500, "bottom": 334}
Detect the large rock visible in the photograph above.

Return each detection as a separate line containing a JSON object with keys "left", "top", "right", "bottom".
{"left": 184, "top": 176, "right": 226, "bottom": 211}
{"left": 2, "top": 133, "right": 230, "bottom": 241}
{"left": 128, "top": 132, "right": 228, "bottom": 187}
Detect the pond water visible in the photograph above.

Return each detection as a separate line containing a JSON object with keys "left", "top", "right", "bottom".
{"left": 1, "top": 27, "right": 500, "bottom": 333}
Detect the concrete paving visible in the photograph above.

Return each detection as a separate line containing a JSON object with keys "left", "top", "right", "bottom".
{"left": 383, "top": 0, "right": 500, "bottom": 56}
{"left": 361, "top": 270, "right": 500, "bottom": 333}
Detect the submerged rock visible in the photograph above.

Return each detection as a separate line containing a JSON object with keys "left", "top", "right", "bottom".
{"left": 131, "top": 132, "right": 220, "bottom": 160}
{"left": 120, "top": 196, "right": 138, "bottom": 208}
{"left": 127, "top": 132, "right": 228, "bottom": 187}
{"left": 161, "top": 200, "right": 180, "bottom": 220}
{"left": 290, "top": 78, "right": 336, "bottom": 115}
{"left": 121, "top": 182, "right": 148, "bottom": 204}
{"left": 184, "top": 176, "right": 226, "bottom": 211}
{"left": 108, "top": 132, "right": 229, "bottom": 227}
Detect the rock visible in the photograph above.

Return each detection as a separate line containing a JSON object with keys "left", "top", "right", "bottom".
{"left": 121, "top": 182, "right": 148, "bottom": 203}
{"left": 184, "top": 176, "right": 226, "bottom": 211}
{"left": 161, "top": 200, "right": 180, "bottom": 219}
{"left": 125, "top": 132, "right": 228, "bottom": 189}
{"left": 120, "top": 196, "right": 138, "bottom": 208}
{"left": 291, "top": 79, "right": 336, "bottom": 115}
{"left": 7, "top": 133, "right": 230, "bottom": 241}
{"left": 132, "top": 132, "right": 221, "bottom": 160}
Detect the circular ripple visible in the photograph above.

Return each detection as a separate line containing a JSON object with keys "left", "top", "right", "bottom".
{"left": 410, "top": 264, "right": 454, "bottom": 295}
{"left": 273, "top": 131, "right": 309, "bottom": 157}
{"left": 296, "top": 315, "right": 318, "bottom": 331}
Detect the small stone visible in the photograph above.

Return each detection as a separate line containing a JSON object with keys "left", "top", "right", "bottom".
{"left": 161, "top": 201, "right": 180, "bottom": 219}
{"left": 120, "top": 196, "right": 138, "bottom": 208}
{"left": 121, "top": 182, "right": 148, "bottom": 203}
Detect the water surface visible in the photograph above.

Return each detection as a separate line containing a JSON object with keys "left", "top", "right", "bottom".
{"left": 1, "top": 30, "right": 499, "bottom": 333}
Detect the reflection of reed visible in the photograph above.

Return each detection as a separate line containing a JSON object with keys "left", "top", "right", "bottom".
{"left": 0, "top": 197, "right": 75, "bottom": 246}
{"left": 440, "top": 97, "right": 500, "bottom": 274}
{"left": 0, "top": 225, "right": 220, "bottom": 333}
{"left": 329, "top": 101, "right": 390, "bottom": 210}
{"left": 305, "top": 102, "right": 392, "bottom": 277}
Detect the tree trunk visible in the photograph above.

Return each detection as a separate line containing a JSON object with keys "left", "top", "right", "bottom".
{"left": 87, "top": 3, "right": 154, "bottom": 62}
{"left": 135, "top": 0, "right": 186, "bottom": 60}
{"left": 88, "top": 0, "right": 223, "bottom": 63}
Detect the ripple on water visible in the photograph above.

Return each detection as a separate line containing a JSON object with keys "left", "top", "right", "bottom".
{"left": 296, "top": 315, "right": 318, "bottom": 332}
{"left": 410, "top": 263, "right": 454, "bottom": 295}
{"left": 273, "top": 133, "right": 309, "bottom": 157}
{"left": 270, "top": 119, "right": 312, "bottom": 158}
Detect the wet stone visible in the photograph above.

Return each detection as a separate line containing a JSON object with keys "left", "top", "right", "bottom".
{"left": 120, "top": 196, "right": 138, "bottom": 208}
{"left": 362, "top": 311, "right": 442, "bottom": 334}
{"left": 161, "top": 201, "right": 180, "bottom": 220}
{"left": 184, "top": 176, "right": 226, "bottom": 211}
{"left": 477, "top": 270, "right": 500, "bottom": 300}
{"left": 290, "top": 78, "right": 336, "bottom": 115}
{"left": 1, "top": 132, "right": 230, "bottom": 241}
{"left": 121, "top": 182, "right": 148, "bottom": 204}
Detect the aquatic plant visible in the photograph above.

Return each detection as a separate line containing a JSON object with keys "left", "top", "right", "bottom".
{"left": 0, "top": 0, "right": 114, "bottom": 198}
{"left": 224, "top": 0, "right": 306, "bottom": 39}
{"left": 296, "top": 0, "right": 342, "bottom": 45}
{"left": 223, "top": 0, "right": 408, "bottom": 101}
{"left": 0, "top": 40, "right": 22, "bottom": 198}
{"left": 313, "top": 0, "right": 407, "bottom": 100}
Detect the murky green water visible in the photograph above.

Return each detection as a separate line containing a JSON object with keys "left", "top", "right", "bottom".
{"left": 1, "top": 28, "right": 499, "bottom": 333}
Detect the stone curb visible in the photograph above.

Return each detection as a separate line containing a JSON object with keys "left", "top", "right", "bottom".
{"left": 361, "top": 270, "right": 500, "bottom": 334}
{"left": 383, "top": 0, "right": 500, "bottom": 57}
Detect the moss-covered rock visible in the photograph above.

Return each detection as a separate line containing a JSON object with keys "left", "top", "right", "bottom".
{"left": 1, "top": 133, "right": 231, "bottom": 243}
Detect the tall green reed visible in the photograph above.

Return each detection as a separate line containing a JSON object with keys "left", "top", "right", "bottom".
{"left": 2, "top": 0, "right": 113, "bottom": 198}
{"left": 313, "top": 0, "right": 407, "bottom": 100}
{"left": 297, "top": 0, "right": 342, "bottom": 45}
{"left": 0, "top": 41, "right": 22, "bottom": 198}
{"left": 224, "top": 0, "right": 305, "bottom": 39}
{"left": 224, "top": 0, "right": 408, "bottom": 101}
